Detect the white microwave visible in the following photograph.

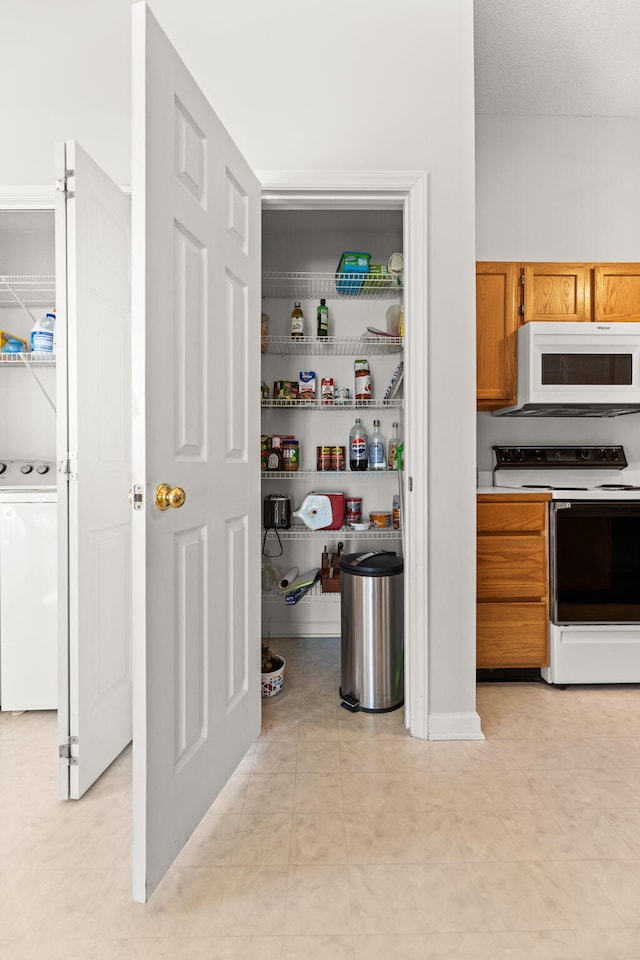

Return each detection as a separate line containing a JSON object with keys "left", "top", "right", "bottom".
{"left": 493, "top": 321, "right": 640, "bottom": 418}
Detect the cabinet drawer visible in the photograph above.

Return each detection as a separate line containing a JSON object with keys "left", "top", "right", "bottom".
{"left": 477, "top": 602, "right": 548, "bottom": 668}
{"left": 477, "top": 535, "right": 546, "bottom": 601}
{"left": 477, "top": 501, "right": 546, "bottom": 533}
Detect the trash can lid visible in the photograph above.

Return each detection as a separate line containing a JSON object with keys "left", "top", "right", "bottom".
{"left": 339, "top": 550, "right": 403, "bottom": 577}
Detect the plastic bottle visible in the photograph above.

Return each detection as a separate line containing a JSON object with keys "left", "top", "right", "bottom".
{"left": 317, "top": 298, "right": 328, "bottom": 337}
{"left": 291, "top": 302, "right": 304, "bottom": 338}
{"left": 349, "top": 418, "right": 368, "bottom": 471}
{"left": 30, "top": 312, "right": 56, "bottom": 354}
{"left": 368, "top": 419, "right": 386, "bottom": 470}
{"left": 388, "top": 422, "right": 401, "bottom": 470}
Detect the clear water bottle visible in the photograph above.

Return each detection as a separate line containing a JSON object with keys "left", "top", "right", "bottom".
{"left": 349, "top": 418, "right": 368, "bottom": 471}
{"left": 368, "top": 419, "right": 386, "bottom": 470}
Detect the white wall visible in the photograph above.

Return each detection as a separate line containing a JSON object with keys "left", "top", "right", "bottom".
{"left": 1, "top": 0, "right": 478, "bottom": 731}
{"left": 476, "top": 115, "right": 640, "bottom": 471}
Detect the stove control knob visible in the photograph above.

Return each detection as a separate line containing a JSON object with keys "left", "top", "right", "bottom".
{"left": 612, "top": 449, "right": 620, "bottom": 460}
{"left": 599, "top": 449, "right": 608, "bottom": 461}
{"left": 20, "top": 463, "right": 33, "bottom": 474}
{"left": 36, "top": 464, "right": 50, "bottom": 475}
{"left": 0, "top": 462, "right": 6, "bottom": 475}
{"left": 577, "top": 449, "right": 589, "bottom": 460}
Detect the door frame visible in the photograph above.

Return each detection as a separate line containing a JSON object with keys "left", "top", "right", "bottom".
{"left": 0, "top": 170, "right": 431, "bottom": 744}
{"left": 259, "top": 170, "right": 430, "bottom": 739}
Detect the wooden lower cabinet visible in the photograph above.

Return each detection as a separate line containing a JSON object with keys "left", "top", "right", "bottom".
{"left": 477, "top": 602, "right": 548, "bottom": 668}
{"left": 477, "top": 494, "right": 550, "bottom": 669}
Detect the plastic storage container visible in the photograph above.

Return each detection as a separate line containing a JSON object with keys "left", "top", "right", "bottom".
{"left": 339, "top": 551, "right": 404, "bottom": 712}
{"left": 336, "top": 251, "right": 370, "bottom": 293}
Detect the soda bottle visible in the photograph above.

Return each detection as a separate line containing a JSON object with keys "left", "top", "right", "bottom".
{"left": 349, "top": 418, "right": 368, "bottom": 471}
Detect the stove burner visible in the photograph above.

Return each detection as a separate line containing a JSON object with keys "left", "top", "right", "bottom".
{"left": 522, "top": 484, "right": 589, "bottom": 491}
{"left": 597, "top": 484, "right": 640, "bottom": 491}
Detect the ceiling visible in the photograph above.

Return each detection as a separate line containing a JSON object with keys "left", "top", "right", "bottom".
{"left": 474, "top": 0, "right": 640, "bottom": 117}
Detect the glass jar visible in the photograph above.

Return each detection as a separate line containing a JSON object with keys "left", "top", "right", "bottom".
{"left": 281, "top": 439, "right": 299, "bottom": 472}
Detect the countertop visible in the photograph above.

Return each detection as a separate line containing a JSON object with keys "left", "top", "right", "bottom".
{"left": 477, "top": 488, "right": 552, "bottom": 501}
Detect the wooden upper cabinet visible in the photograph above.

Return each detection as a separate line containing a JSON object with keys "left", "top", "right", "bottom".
{"left": 594, "top": 263, "right": 640, "bottom": 322}
{"left": 476, "top": 262, "right": 519, "bottom": 410}
{"left": 522, "top": 263, "right": 591, "bottom": 323}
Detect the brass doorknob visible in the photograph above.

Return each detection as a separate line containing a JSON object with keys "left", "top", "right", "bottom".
{"left": 155, "top": 483, "right": 186, "bottom": 511}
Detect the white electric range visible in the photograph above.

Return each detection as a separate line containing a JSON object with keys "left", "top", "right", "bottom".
{"left": 0, "top": 459, "right": 57, "bottom": 710}
{"left": 482, "top": 446, "right": 640, "bottom": 685}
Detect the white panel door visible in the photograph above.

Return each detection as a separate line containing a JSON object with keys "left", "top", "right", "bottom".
{"left": 56, "top": 141, "right": 132, "bottom": 799}
{"left": 131, "top": 2, "right": 261, "bottom": 902}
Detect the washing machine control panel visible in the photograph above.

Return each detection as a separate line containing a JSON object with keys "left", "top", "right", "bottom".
{"left": 0, "top": 460, "right": 57, "bottom": 486}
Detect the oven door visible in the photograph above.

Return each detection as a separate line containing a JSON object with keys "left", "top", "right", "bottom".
{"left": 551, "top": 500, "right": 640, "bottom": 623}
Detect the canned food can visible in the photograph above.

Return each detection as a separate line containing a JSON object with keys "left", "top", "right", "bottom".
{"left": 369, "top": 511, "right": 392, "bottom": 529}
{"left": 316, "top": 445, "right": 332, "bottom": 471}
{"left": 345, "top": 497, "right": 362, "bottom": 521}
{"left": 331, "top": 445, "right": 346, "bottom": 471}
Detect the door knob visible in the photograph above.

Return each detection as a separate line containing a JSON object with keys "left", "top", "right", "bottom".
{"left": 155, "top": 483, "right": 186, "bottom": 511}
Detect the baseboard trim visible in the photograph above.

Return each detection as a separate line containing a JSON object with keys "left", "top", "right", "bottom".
{"left": 428, "top": 711, "right": 485, "bottom": 741}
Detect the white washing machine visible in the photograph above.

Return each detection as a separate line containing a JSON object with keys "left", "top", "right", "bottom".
{"left": 0, "top": 460, "right": 57, "bottom": 711}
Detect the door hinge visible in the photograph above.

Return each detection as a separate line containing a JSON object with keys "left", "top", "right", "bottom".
{"left": 59, "top": 735, "right": 79, "bottom": 765}
{"left": 521, "top": 272, "right": 525, "bottom": 284}
{"left": 408, "top": 476, "right": 414, "bottom": 492}
{"left": 55, "top": 169, "right": 75, "bottom": 200}
{"left": 128, "top": 484, "right": 143, "bottom": 510}
{"left": 59, "top": 454, "right": 78, "bottom": 481}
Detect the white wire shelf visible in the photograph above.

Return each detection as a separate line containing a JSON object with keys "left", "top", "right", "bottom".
{"left": 262, "top": 336, "right": 403, "bottom": 356}
{"left": 262, "top": 524, "right": 401, "bottom": 541}
{"left": 262, "top": 582, "right": 339, "bottom": 603}
{"left": 0, "top": 352, "right": 56, "bottom": 367}
{"left": 261, "top": 470, "right": 399, "bottom": 480}
{"left": 262, "top": 271, "right": 403, "bottom": 301}
{"left": 0, "top": 275, "right": 56, "bottom": 308}
{"left": 262, "top": 399, "right": 403, "bottom": 410}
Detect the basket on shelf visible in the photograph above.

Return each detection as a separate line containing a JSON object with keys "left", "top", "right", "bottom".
{"left": 261, "top": 654, "right": 286, "bottom": 698}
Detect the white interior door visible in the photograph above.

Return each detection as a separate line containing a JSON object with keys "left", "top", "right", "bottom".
{"left": 56, "top": 141, "right": 132, "bottom": 799}
{"left": 131, "top": 2, "right": 261, "bottom": 902}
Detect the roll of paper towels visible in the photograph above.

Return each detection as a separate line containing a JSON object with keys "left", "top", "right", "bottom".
{"left": 279, "top": 567, "right": 299, "bottom": 589}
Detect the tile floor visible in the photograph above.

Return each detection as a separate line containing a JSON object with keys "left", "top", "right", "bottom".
{"left": 2, "top": 635, "right": 640, "bottom": 958}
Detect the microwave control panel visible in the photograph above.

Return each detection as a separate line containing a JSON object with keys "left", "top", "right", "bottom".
{"left": 493, "top": 446, "right": 628, "bottom": 469}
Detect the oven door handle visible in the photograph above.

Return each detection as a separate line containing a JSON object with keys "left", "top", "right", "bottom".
{"left": 553, "top": 503, "right": 573, "bottom": 510}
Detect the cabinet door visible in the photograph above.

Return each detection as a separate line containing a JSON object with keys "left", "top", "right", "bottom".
{"left": 476, "top": 262, "right": 519, "bottom": 409}
{"left": 594, "top": 263, "right": 640, "bottom": 322}
{"left": 522, "top": 263, "right": 591, "bottom": 323}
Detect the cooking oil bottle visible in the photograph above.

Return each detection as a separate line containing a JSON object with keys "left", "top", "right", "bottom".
{"left": 291, "top": 302, "right": 304, "bottom": 338}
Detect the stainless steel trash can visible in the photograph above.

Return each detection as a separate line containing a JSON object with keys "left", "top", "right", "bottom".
{"left": 339, "top": 551, "right": 404, "bottom": 713}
